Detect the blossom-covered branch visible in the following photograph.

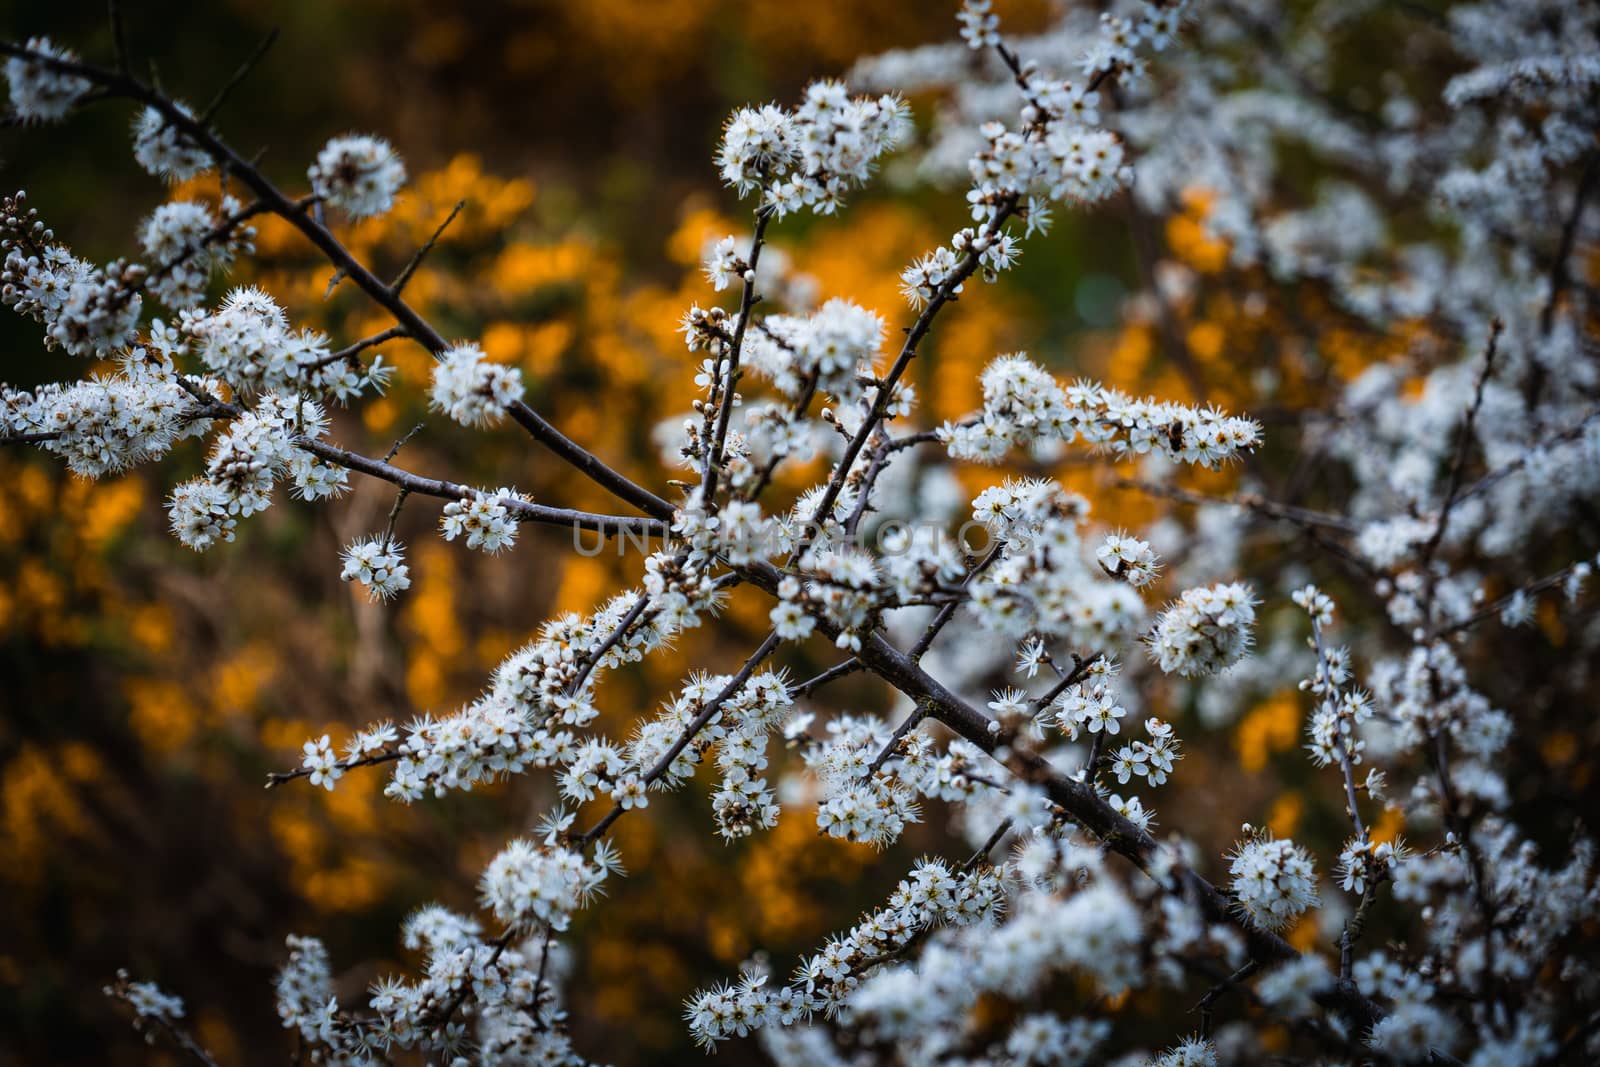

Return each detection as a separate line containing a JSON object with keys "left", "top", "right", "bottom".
{"left": 7, "top": 0, "right": 1600, "bottom": 1063}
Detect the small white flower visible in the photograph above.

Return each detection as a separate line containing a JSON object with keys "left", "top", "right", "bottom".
{"left": 301, "top": 734, "right": 343, "bottom": 791}
{"left": 339, "top": 537, "right": 411, "bottom": 601}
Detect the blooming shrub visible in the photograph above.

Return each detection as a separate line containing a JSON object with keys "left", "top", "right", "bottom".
{"left": 5, "top": 0, "right": 1600, "bottom": 1064}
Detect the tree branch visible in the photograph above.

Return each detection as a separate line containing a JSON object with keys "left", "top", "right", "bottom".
{"left": 0, "top": 40, "right": 670, "bottom": 521}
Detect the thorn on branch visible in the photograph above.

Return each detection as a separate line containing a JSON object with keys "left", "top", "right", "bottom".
{"left": 792, "top": 657, "right": 862, "bottom": 698}
{"left": 964, "top": 817, "right": 1014, "bottom": 870}
{"left": 306, "top": 325, "right": 409, "bottom": 372}
{"left": 1193, "top": 960, "right": 1260, "bottom": 1039}
{"left": 381, "top": 488, "right": 410, "bottom": 550}
{"left": 382, "top": 422, "right": 424, "bottom": 464}
{"left": 390, "top": 199, "right": 466, "bottom": 297}
{"left": 107, "top": 0, "right": 132, "bottom": 77}
{"left": 200, "top": 27, "right": 280, "bottom": 127}
{"left": 323, "top": 266, "right": 348, "bottom": 300}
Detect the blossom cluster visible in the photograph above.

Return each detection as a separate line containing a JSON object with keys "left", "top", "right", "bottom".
{"left": 1228, "top": 832, "right": 1319, "bottom": 933}
{"left": 138, "top": 197, "right": 257, "bottom": 309}
{"left": 1147, "top": 582, "right": 1257, "bottom": 677}
{"left": 717, "top": 80, "right": 910, "bottom": 216}
{"left": 103, "top": 970, "right": 186, "bottom": 1037}
{"left": 2, "top": 194, "right": 144, "bottom": 358}
{"left": 439, "top": 487, "right": 525, "bottom": 553}
{"left": 11, "top": 0, "right": 1600, "bottom": 1062}
{"left": 742, "top": 296, "right": 885, "bottom": 407}
{"left": 479, "top": 838, "right": 617, "bottom": 932}
{"left": 180, "top": 285, "right": 393, "bottom": 400}
{"left": 896, "top": 0, "right": 1192, "bottom": 310}
{"left": 429, "top": 342, "right": 525, "bottom": 427}
{"left": 686, "top": 858, "right": 1004, "bottom": 1048}
{"left": 5, "top": 37, "right": 90, "bottom": 121}
{"left": 308, "top": 134, "right": 407, "bottom": 219}
{"left": 948, "top": 353, "right": 1262, "bottom": 468}
{"left": 340, "top": 536, "right": 412, "bottom": 601}
{"left": 162, "top": 392, "right": 328, "bottom": 549}
{"left": 132, "top": 104, "right": 211, "bottom": 183}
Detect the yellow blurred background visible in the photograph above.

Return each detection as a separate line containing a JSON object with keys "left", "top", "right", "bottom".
{"left": 2, "top": 1, "right": 1595, "bottom": 1064}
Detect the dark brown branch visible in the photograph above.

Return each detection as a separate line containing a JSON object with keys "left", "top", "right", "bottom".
{"left": 297, "top": 437, "right": 668, "bottom": 539}
{"left": 792, "top": 657, "right": 863, "bottom": 698}
{"left": 0, "top": 41, "right": 671, "bottom": 522}
{"left": 1421, "top": 319, "right": 1502, "bottom": 569}
{"left": 505, "top": 400, "right": 675, "bottom": 520}
{"left": 306, "top": 325, "right": 409, "bottom": 372}
{"left": 733, "top": 558, "right": 1385, "bottom": 1029}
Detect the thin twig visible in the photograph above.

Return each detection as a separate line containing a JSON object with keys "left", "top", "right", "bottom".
{"left": 1194, "top": 960, "right": 1261, "bottom": 1039}
{"left": 199, "top": 28, "right": 280, "bottom": 126}
{"left": 740, "top": 367, "right": 820, "bottom": 502}
{"left": 1420, "top": 319, "right": 1502, "bottom": 569}
{"left": 793, "top": 195, "right": 1020, "bottom": 559}
{"left": 702, "top": 204, "right": 775, "bottom": 504}
{"left": 306, "top": 325, "right": 409, "bottom": 372}
{"left": 390, "top": 199, "right": 465, "bottom": 296}
{"left": 964, "top": 817, "right": 1014, "bottom": 870}
{"left": 380, "top": 488, "right": 409, "bottom": 550}
{"left": 1540, "top": 153, "right": 1599, "bottom": 338}
{"left": 792, "top": 657, "right": 863, "bottom": 698}
{"left": 265, "top": 750, "right": 401, "bottom": 788}
{"left": 1430, "top": 558, "right": 1591, "bottom": 640}
{"left": 564, "top": 590, "right": 653, "bottom": 698}
{"left": 1114, "top": 477, "right": 1358, "bottom": 533}
{"left": 529, "top": 926, "right": 557, "bottom": 1030}
{"left": 864, "top": 701, "right": 928, "bottom": 777}
{"left": 382, "top": 423, "right": 424, "bottom": 464}
{"left": 1338, "top": 878, "right": 1382, "bottom": 982}
{"left": 908, "top": 543, "right": 1004, "bottom": 660}
{"left": 297, "top": 436, "right": 667, "bottom": 539}
{"left": 107, "top": 0, "right": 132, "bottom": 77}
{"left": 577, "top": 631, "right": 781, "bottom": 847}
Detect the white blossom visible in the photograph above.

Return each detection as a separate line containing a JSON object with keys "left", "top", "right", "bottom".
{"left": 1228, "top": 832, "right": 1319, "bottom": 932}
{"left": 308, "top": 134, "right": 407, "bottom": 219}
{"left": 5, "top": 37, "right": 90, "bottom": 122}
{"left": 429, "top": 342, "right": 524, "bottom": 427}
{"left": 340, "top": 537, "right": 412, "bottom": 601}
{"left": 1148, "top": 582, "right": 1257, "bottom": 677}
